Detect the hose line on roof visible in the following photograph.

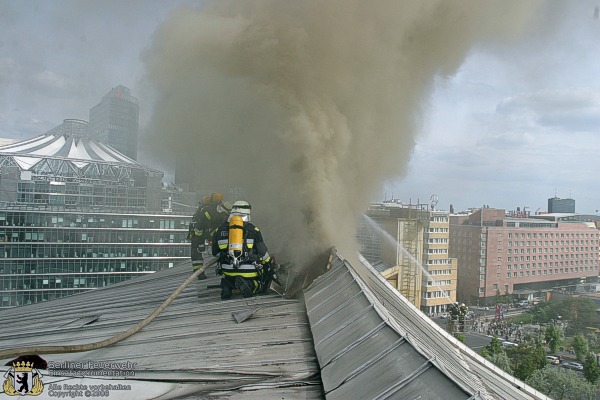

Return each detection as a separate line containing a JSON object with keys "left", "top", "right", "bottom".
{"left": 0, "top": 259, "right": 217, "bottom": 360}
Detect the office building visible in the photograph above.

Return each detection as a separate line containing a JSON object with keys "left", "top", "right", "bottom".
{"left": 0, "top": 119, "right": 192, "bottom": 308}
{"left": 89, "top": 85, "right": 139, "bottom": 160}
{"left": 450, "top": 207, "right": 599, "bottom": 305}
{"left": 358, "top": 202, "right": 458, "bottom": 314}
{"left": 548, "top": 196, "right": 575, "bottom": 213}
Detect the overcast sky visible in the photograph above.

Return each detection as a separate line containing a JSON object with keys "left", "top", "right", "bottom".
{"left": 1, "top": 1, "right": 599, "bottom": 215}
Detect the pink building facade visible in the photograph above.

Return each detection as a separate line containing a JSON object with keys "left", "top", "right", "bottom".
{"left": 450, "top": 208, "right": 599, "bottom": 304}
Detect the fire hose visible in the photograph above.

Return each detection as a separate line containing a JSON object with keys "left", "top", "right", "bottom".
{"left": 0, "top": 259, "right": 217, "bottom": 360}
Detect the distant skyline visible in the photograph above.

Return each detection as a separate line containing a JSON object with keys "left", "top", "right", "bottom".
{"left": 1, "top": 1, "right": 599, "bottom": 215}
{"left": 383, "top": 2, "right": 600, "bottom": 215}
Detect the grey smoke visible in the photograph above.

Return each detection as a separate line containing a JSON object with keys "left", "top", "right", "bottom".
{"left": 142, "top": 0, "right": 542, "bottom": 266}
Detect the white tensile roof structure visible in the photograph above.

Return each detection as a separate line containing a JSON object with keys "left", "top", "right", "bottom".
{"left": 0, "top": 119, "right": 160, "bottom": 183}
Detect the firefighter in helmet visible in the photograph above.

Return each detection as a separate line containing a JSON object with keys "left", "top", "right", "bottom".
{"left": 212, "top": 200, "right": 272, "bottom": 299}
{"left": 188, "top": 192, "right": 231, "bottom": 280}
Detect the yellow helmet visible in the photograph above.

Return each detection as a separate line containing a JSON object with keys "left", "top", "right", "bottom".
{"left": 201, "top": 192, "right": 224, "bottom": 205}
{"left": 210, "top": 192, "right": 224, "bottom": 204}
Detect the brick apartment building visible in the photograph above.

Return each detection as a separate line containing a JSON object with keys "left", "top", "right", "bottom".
{"left": 450, "top": 208, "right": 599, "bottom": 305}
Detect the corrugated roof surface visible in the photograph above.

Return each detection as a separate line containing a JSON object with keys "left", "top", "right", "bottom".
{"left": 0, "top": 262, "right": 324, "bottom": 399}
{"left": 369, "top": 259, "right": 394, "bottom": 273}
{"left": 304, "top": 252, "right": 548, "bottom": 400}
{"left": 0, "top": 250, "right": 548, "bottom": 400}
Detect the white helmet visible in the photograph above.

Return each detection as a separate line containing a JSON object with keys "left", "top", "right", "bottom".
{"left": 231, "top": 200, "right": 251, "bottom": 221}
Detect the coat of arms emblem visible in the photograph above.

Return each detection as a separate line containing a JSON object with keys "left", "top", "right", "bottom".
{"left": 3, "top": 361, "right": 44, "bottom": 396}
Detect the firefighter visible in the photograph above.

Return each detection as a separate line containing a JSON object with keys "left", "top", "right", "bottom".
{"left": 212, "top": 200, "right": 272, "bottom": 299}
{"left": 189, "top": 192, "right": 231, "bottom": 280}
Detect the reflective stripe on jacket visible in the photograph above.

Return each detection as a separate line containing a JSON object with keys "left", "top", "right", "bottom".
{"left": 220, "top": 263, "right": 259, "bottom": 278}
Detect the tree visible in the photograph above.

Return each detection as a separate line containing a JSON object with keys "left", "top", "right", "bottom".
{"left": 572, "top": 333, "right": 589, "bottom": 362}
{"left": 480, "top": 337, "right": 513, "bottom": 374}
{"left": 483, "top": 336, "right": 504, "bottom": 356}
{"left": 506, "top": 343, "right": 547, "bottom": 381}
{"left": 582, "top": 353, "right": 600, "bottom": 384}
{"left": 557, "top": 298, "right": 598, "bottom": 335}
{"left": 545, "top": 324, "right": 562, "bottom": 353}
{"left": 485, "top": 351, "right": 513, "bottom": 375}
{"left": 527, "top": 367, "right": 595, "bottom": 400}
{"left": 585, "top": 333, "right": 598, "bottom": 352}
{"left": 530, "top": 301, "right": 555, "bottom": 324}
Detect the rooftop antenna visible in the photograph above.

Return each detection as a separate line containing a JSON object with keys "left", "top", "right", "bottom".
{"left": 430, "top": 194, "right": 438, "bottom": 210}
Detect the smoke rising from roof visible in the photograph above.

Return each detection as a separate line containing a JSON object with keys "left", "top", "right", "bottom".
{"left": 142, "top": 1, "right": 540, "bottom": 266}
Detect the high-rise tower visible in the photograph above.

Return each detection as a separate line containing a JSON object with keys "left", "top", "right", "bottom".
{"left": 89, "top": 85, "right": 139, "bottom": 160}
{"left": 548, "top": 196, "right": 576, "bottom": 213}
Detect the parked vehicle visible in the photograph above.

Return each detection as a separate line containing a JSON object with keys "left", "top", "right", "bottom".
{"left": 561, "top": 362, "right": 583, "bottom": 371}
{"left": 501, "top": 341, "right": 518, "bottom": 349}
{"left": 546, "top": 356, "right": 560, "bottom": 365}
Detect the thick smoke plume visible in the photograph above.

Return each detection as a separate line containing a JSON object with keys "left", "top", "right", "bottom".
{"left": 142, "top": 1, "right": 540, "bottom": 266}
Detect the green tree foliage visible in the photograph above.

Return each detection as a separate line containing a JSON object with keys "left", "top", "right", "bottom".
{"left": 585, "top": 333, "right": 598, "bottom": 352}
{"left": 545, "top": 324, "right": 562, "bottom": 353}
{"left": 527, "top": 367, "right": 595, "bottom": 400}
{"left": 582, "top": 353, "right": 600, "bottom": 384}
{"left": 486, "top": 351, "right": 514, "bottom": 375}
{"left": 572, "top": 333, "right": 589, "bottom": 362}
{"left": 558, "top": 298, "right": 599, "bottom": 335}
{"left": 530, "top": 301, "right": 556, "bottom": 324}
{"left": 506, "top": 343, "right": 547, "bottom": 381}
{"left": 484, "top": 336, "right": 504, "bottom": 355}
{"left": 480, "top": 337, "right": 514, "bottom": 374}
{"left": 530, "top": 298, "right": 599, "bottom": 335}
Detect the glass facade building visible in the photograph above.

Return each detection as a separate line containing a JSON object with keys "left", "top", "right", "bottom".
{"left": 548, "top": 196, "right": 576, "bottom": 213}
{"left": 89, "top": 85, "right": 140, "bottom": 160}
{"left": 0, "top": 119, "right": 194, "bottom": 308}
{"left": 0, "top": 210, "right": 189, "bottom": 307}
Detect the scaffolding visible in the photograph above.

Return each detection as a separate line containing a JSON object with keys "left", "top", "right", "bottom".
{"left": 397, "top": 203, "right": 428, "bottom": 307}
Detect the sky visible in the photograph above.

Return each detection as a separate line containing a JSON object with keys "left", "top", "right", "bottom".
{"left": 1, "top": 0, "right": 599, "bottom": 220}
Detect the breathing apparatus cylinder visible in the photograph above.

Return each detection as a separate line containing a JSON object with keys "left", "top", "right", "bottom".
{"left": 228, "top": 215, "right": 244, "bottom": 267}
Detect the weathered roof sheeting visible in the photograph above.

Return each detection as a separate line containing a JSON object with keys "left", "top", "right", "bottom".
{"left": 0, "top": 250, "right": 548, "bottom": 400}
{"left": 0, "top": 263, "right": 324, "bottom": 399}
{"left": 304, "top": 252, "right": 548, "bottom": 400}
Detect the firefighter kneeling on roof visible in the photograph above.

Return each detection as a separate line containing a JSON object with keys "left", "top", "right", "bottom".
{"left": 212, "top": 200, "right": 273, "bottom": 300}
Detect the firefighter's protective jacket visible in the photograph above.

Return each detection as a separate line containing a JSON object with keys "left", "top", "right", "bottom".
{"left": 211, "top": 220, "right": 270, "bottom": 278}
{"left": 192, "top": 203, "right": 229, "bottom": 243}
